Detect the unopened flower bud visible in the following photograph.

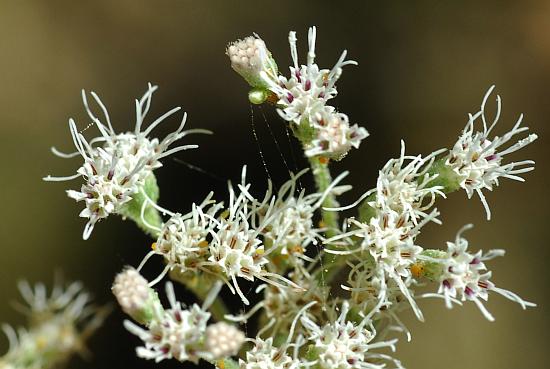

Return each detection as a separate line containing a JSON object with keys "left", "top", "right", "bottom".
{"left": 205, "top": 322, "right": 245, "bottom": 359}
{"left": 112, "top": 268, "right": 160, "bottom": 325}
{"left": 226, "top": 35, "right": 278, "bottom": 89}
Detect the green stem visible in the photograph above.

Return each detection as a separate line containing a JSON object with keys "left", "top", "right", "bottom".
{"left": 306, "top": 156, "right": 347, "bottom": 285}
{"left": 307, "top": 157, "right": 339, "bottom": 237}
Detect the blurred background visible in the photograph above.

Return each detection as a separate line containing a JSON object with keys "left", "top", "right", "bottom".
{"left": 0, "top": 0, "right": 548, "bottom": 368}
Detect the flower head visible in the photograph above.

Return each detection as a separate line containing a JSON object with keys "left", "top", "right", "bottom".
{"left": 301, "top": 301, "right": 402, "bottom": 369}
{"left": 124, "top": 282, "right": 211, "bottom": 363}
{"left": 258, "top": 169, "right": 351, "bottom": 267}
{"left": 253, "top": 26, "right": 368, "bottom": 160}
{"left": 447, "top": 85, "right": 537, "bottom": 219}
{"left": 137, "top": 167, "right": 306, "bottom": 305}
{"left": 326, "top": 145, "right": 444, "bottom": 320}
{"left": 263, "top": 27, "right": 356, "bottom": 125}
{"left": 44, "top": 84, "right": 208, "bottom": 239}
{"left": 239, "top": 337, "right": 300, "bottom": 369}
{"left": 305, "top": 110, "right": 369, "bottom": 160}
{"left": 433, "top": 224, "right": 535, "bottom": 321}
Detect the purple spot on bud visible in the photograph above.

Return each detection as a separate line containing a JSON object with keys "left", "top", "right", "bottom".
{"left": 470, "top": 257, "right": 480, "bottom": 265}
{"left": 318, "top": 92, "right": 325, "bottom": 99}
{"left": 486, "top": 154, "right": 498, "bottom": 161}
{"left": 305, "top": 80, "right": 311, "bottom": 91}
{"left": 295, "top": 70, "right": 301, "bottom": 82}
{"left": 465, "top": 286, "right": 475, "bottom": 296}
{"left": 107, "top": 169, "right": 114, "bottom": 181}
{"left": 443, "top": 280, "right": 451, "bottom": 289}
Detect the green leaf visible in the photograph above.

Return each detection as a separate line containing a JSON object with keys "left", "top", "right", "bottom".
{"left": 118, "top": 173, "right": 162, "bottom": 238}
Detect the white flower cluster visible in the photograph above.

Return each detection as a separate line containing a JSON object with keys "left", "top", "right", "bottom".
{"left": 124, "top": 282, "right": 212, "bottom": 363}
{"left": 119, "top": 276, "right": 245, "bottom": 364}
{"left": 446, "top": 85, "right": 538, "bottom": 220}
{"left": 318, "top": 86, "right": 537, "bottom": 332}
{"left": 37, "top": 25, "right": 538, "bottom": 369}
{"left": 430, "top": 224, "right": 535, "bottom": 321}
{"left": 259, "top": 169, "right": 351, "bottom": 268}
{"left": 328, "top": 143, "right": 445, "bottom": 320}
{"left": 44, "top": 84, "right": 208, "bottom": 239}
{"left": 138, "top": 167, "right": 348, "bottom": 305}
{"left": 0, "top": 279, "right": 106, "bottom": 369}
{"left": 238, "top": 301, "right": 402, "bottom": 369}
{"left": 239, "top": 337, "right": 300, "bottom": 369}
{"left": 226, "top": 269, "right": 330, "bottom": 339}
{"left": 301, "top": 301, "right": 403, "bottom": 369}
{"left": 228, "top": 27, "right": 369, "bottom": 160}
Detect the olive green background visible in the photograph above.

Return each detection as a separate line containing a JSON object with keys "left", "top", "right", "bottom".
{"left": 0, "top": 1, "right": 548, "bottom": 368}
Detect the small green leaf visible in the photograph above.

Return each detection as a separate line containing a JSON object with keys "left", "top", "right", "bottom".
{"left": 118, "top": 173, "right": 162, "bottom": 238}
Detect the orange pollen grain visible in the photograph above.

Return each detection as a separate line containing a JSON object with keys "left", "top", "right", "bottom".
{"left": 319, "top": 157, "right": 330, "bottom": 165}
{"left": 411, "top": 264, "right": 424, "bottom": 278}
